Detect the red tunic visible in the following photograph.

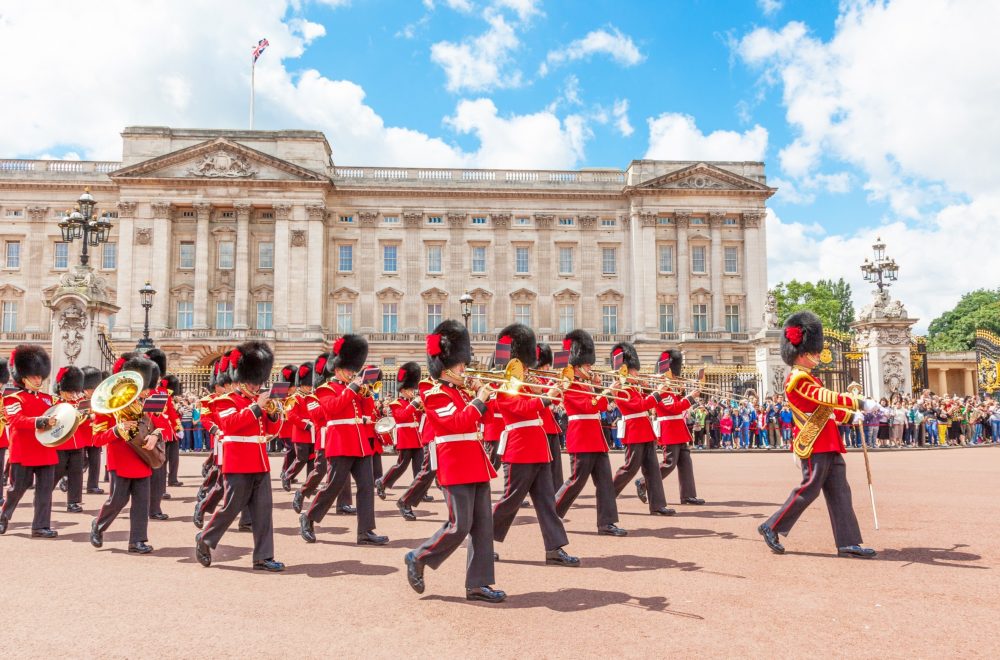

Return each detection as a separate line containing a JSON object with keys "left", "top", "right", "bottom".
{"left": 3, "top": 389, "right": 58, "bottom": 467}
{"left": 421, "top": 381, "right": 495, "bottom": 486}
{"left": 360, "top": 395, "right": 381, "bottom": 454}
{"left": 390, "top": 398, "right": 422, "bottom": 450}
{"left": 92, "top": 412, "right": 152, "bottom": 479}
{"left": 654, "top": 391, "right": 693, "bottom": 446}
{"left": 315, "top": 380, "right": 369, "bottom": 458}
{"left": 534, "top": 376, "right": 561, "bottom": 435}
{"left": 784, "top": 367, "right": 860, "bottom": 455}
{"left": 495, "top": 392, "right": 551, "bottom": 464}
{"left": 153, "top": 385, "right": 180, "bottom": 443}
{"left": 482, "top": 397, "right": 505, "bottom": 443}
{"left": 215, "top": 390, "right": 281, "bottom": 474}
{"left": 616, "top": 386, "right": 658, "bottom": 445}
{"left": 562, "top": 379, "right": 609, "bottom": 454}
{"left": 287, "top": 393, "right": 320, "bottom": 446}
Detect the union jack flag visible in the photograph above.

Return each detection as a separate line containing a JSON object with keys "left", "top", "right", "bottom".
{"left": 252, "top": 38, "right": 269, "bottom": 63}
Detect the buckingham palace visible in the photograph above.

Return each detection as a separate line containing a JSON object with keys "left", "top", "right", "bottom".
{"left": 0, "top": 126, "right": 774, "bottom": 368}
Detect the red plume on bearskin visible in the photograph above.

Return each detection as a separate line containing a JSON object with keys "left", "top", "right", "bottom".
{"left": 498, "top": 323, "right": 537, "bottom": 368}
{"left": 397, "top": 362, "right": 421, "bottom": 390}
{"left": 610, "top": 342, "right": 640, "bottom": 371}
{"left": 562, "top": 329, "right": 596, "bottom": 367}
{"left": 54, "top": 365, "right": 84, "bottom": 393}
{"left": 780, "top": 311, "right": 824, "bottom": 367}
{"left": 330, "top": 334, "right": 368, "bottom": 373}
{"left": 426, "top": 333, "right": 442, "bottom": 356}
{"left": 426, "top": 320, "right": 471, "bottom": 380}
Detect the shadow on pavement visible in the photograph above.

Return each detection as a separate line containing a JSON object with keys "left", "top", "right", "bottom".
{"left": 786, "top": 543, "right": 989, "bottom": 569}
{"left": 282, "top": 560, "right": 399, "bottom": 578}
{"left": 424, "top": 588, "right": 704, "bottom": 618}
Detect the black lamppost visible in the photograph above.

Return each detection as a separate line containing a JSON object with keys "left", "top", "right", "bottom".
{"left": 459, "top": 290, "right": 473, "bottom": 330}
{"left": 58, "top": 187, "right": 113, "bottom": 267}
{"left": 136, "top": 281, "right": 157, "bottom": 350}
{"left": 860, "top": 236, "right": 899, "bottom": 293}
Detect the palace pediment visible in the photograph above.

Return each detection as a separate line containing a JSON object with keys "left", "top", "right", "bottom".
{"left": 109, "top": 137, "right": 327, "bottom": 184}
{"left": 630, "top": 163, "right": 772, "bottom": 194}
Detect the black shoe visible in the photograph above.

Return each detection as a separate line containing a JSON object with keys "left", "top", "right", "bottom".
{"left": 32, "top": 528, "right": 58, "bottom": 539}
{"left": 493, "top": 551, "right": 500, "bottom": 561}
{"left": 520, "top": 500, "right": 532, "bottom": 508}
{"left": 0, "top": 518, "right": 7, "bottom": 535}
{"left": 598, "top": 524, "right": 627, "bottom": 537}
{"left": 375, "top": 478, "right": 386, "bottom": 500}
{"left": 405, "top": 551, "right": 425, "bottom": 593}
{"left": 466, "top": 586, "right": 506, "bottom": 603}
{"left": 196, "top": 487, "right": 207, "bottom": 503}
{"left": 87, "top": 488, "right": 106, "bottom": 495}
{"left": 193, "top": 504, "right": 205, "bottom": 530}
{"left": 757, "top": 524, "right": 785, "bottom": 554}
{"left": 299, "top": 513, "right": 316, "bottom": 543}
{"left": 634, "top": 479, "right": 648, "bottom": 505}
{"left": 58, "top": 477, "right": 68, "bottom": 493}
{"left": 201, "top": 464, "right": 210, "bottom": 478}
{"left": 422, "top": 494, "right": 434, "bottom": 502}
{"left": 838, "top": 545, "right": 877, "bottom": 559}
{"left": 169, "top": 481, "right": 184, "bottom": 487}
{"left": 357, "top": 530, "right": 389, "bottom": 546}
{"left": 151, "top": 512, "right": 169, "bottom": 521}
{"left": 128, "top": 542, "right": 153, "bottom": 554}
{"left": 336, "top": 504, "right": 357, "bottom": 515}
{"left": 161, "top": 493, "right": 172, "bottom": 501}
{"left": 254, "top": 558, "right": 285, "bottom": 572}
{"left": 545, "top": 547, "right": 580, "bottom": 567}
{"left": 67, "top": 503, "right": 84, "bottom": 513}
{"left": 397, "top": 499, "right": 416, "bottom": 521}
{"left": 682, "top": 497, "right": 705, "bottom": 505}
{"left": 651, "top": 506, "right": 676, "bottom": 516}
{"left": 238, "top": 523, "right": 252, "bottom": 532}
{"left": 281, "top": 474, "right": 291, "bottom": 492}
{"left": 90, "top": 519, "right": 103, "bottom": 548}
{"left": 292, "top": 491, "right": 304, "bottom": 514}
{"left": 195, "top": 533, "right": 212, "bottom": 567}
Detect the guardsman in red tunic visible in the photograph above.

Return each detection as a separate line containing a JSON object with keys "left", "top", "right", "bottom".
{"left": 299, "top": 336, "right": 387, "bottom": 546}
{"left": 90, "top": 357, "right": 163, "bottom": 554}
{"left": 490, "top": 324, "right": 579, "bottom": 567}
{"left": 359, "top": 379, "right": 382, "bottom": 484}
{"left": 396, "top": 378, "right": 437, "bottom": 519}
{"left": 376, "top": 362, "right": 424, "bottom": 499}
{"left": 281, "top": 362, "right": 319, "bottom": 491}
{"left": 758, "top": 311, "right": 877, "bottom": 559}
{"left": 0, "top": 358, "right": 10, "bottom": 490}
{"left": 145, "top": 349, "right": 175, "bottom": 512}
{"left": 78, "top": 367, "right": 104, "bottom": 499}
{"left": 609, "top": 343, "right": 677, "bottom": 516}
{"left": 405, "top": 320, "right": 504, "bottom": 603}
{"left": 196, "top": 341, "right": 285, "bottom": 572}
{"left": 198, "top": 359, "right": 228, "bottom": 479}
{"left": 275, "top": 364, "right": 297, "bottom": 481}
{"left": 482, "top": 394, "right": 504, "bottom": 470}
{"left": 0, "top": 345, "right": 58, "bottom": 537}
{"left": 534, "top": 344, "right": 564, "bottom": 491}
{"left": 193, "top": 360, "right": 230, "bottom": 528}
{"left": 638, "top": 349, "right": 706, "bottom": 507}
{"left": 554, "top": 330, "right": 626, "bottom": 537}
{"left": 51, "top": 366, "right": 88, "bottom": 514}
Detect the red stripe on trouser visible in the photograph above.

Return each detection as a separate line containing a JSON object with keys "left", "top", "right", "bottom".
{"left": 417, "top": 486, "right": 456, "bottom": 562}
{"left": 494, "top": 466, "right": 514, "bottom": 515}
{"left": 770, "top": 457, "right": 815, "bottom": 529}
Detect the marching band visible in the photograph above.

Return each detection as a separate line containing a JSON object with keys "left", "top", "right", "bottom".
{"left": 0, "top": 310, "right": 880, "bottom": 601}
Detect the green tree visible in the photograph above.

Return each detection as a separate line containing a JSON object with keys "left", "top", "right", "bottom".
{"left": 772, "top": 278, "right": 856, "bottom": 331}
{"left": 927, "top": 289, "right": 1000, "bottom": 351}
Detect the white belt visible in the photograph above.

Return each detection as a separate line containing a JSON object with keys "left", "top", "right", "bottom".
{"left": 493, "top": 414, "right": 504, "bottom": 420}
{"left": 568, "top": 414, "right": 600, "bottom": 422}
{"left": 657, "top": 415, "right": 684, "bottom": 423}
{"left": 396, "top": 422, "right": 419, "bottom": 429}
{"left": 326, "top": 418, "right": 362, "bottom": 426}
{"left": 224, "top": 435, "right": 266, "bottom": 443}
{"left": 436, "top": 432, "right": 481, "bottom": 444}
{"left": 622, "top": 412, "right": 650, "bottom": 421}
{"left": 498, "top": 419, "right": 543, "bottom": 456}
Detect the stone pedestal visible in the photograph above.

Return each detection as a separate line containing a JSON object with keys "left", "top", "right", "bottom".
{"left": 754, "top": 328, "right": 788, "bottom": 397}
{"left": 851, "top": 291, "right": 917, "bottom": 399}
{"left": 44, "top": 265, "right": 120, "bottom": 377}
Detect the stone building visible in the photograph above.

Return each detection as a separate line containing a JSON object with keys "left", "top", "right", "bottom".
{"left": 0, "top": 126, "right": 774, "bottom": 368}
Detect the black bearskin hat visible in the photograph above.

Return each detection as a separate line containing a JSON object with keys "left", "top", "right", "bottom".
{"left": 0, "top": 358, "right": 8, "bottom": 385}
{"left": 563, "top": 329, "right": 596, "bottom": 367}
{"left": 397, "top": 362, "right": 421, "bottom": 391}
{"left": 536, "top": 343, "right": 553, "bottom": 368}
{"left": 658, "top": 349, "right": 683, "bottom": 377}
{"left": 54, "top": 365, "right": 85, "bottom": 394}
{"left": 427, "top": 320, "right": 472, "bottom": 379}
{"left": 611, "top": 342, "right": 641, "bottom": 371}
{"left": 498, "top": 323, "right": 538, "bottom": 369}
{"left": 163, "top": 374, "right": 182, "bottom": 397}
{"left": 278, "top": 364, "right": 297, "bottom": 384}
{"left": 122, "top": 356, "right": 161, "bottom": 392}
{"left": 10, "top": 344, "right": 51, "bottom": 384}
{"left": 314, "top": 353, "right": 332, "bottom": 387}
{"left": 295, "top": 362, "right": 314, "bottom": 388}
{"left": 231, "top": 341, "right": 274, "bottom": 386}
{"left": 145, "top": 348, "right": 167, "bottom": 377}
{"left": 330, "top": 334, "right": 368, "bottom": 373}
{"left": 113, "top": 352, "right": 138, "bottom": 375}
{"left": 780, "top": 311, "right": 824, "bottom": 367}
{"left": 82, "top": 366, "right": 103, "bottom": 391}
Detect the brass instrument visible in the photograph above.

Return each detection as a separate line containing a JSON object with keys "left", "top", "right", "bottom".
{"left": 92, "top": 371, "right": 166, "bottom": 469}
{"left": 35, "top": 402, "right": 86, "bottom": 448}
{"left": 466, "top": 360, "right": 564, "bottom": 400}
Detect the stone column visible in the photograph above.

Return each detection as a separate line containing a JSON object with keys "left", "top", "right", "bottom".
{"left": 23, "top": 206, "right": 48, "bottom": 332}
{"left": 675, "top": 211, "right": 691, "bottom": 332}
{"left": 114, "top": 201, "right": 138, "bottom": 337}
{"left": 709, "top": 211, "right": 725, "bottom": 331}
{"left": 192, "top": 202, "right": 211, "bottom": 329}
{"left": 402, "top": 212, "right": 423, "bottom": 332}
{"left": 636, "top": 213, "right": 658, "bottom": 339}
{"left": 851, "top": 299, "right": 917, "bottom": 398}
{"left": 306, "top": 204, "right": 327, "bottom": 334}
{"left": 273, "top": 203, "right": 291, "bottom": 333}
{"left": 149, "top": 202, "right": 173, "bottom": 330}
{"left": 743, "top": 211, "right": 766, "bottom": 334}
{"left": 446, "top": 212, "right": 466, "bottom": 320}
{"left": 754, "top": 328, "right": 787, "bottom": 397}
{"left": 937, "top": 368, "right": 949, "bottom": 396}
{"left": 577, "top": 215, "right": 598, "bottom": 330}
{"left": 46, "top": 275, "right": 119, "bottom": 377}
{"left": 491, "top": 213, "right": 511, "bottom": 325}
{"left": 963, "top": 368, "right": 974, "bottom": 396}
{"left": 233, "top": 202, "right": 252, "bottom": 329}
{"left": 535, "top": 214, "right": 554, "bottom": 333}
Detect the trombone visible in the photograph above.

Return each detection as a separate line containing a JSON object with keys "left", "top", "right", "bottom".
{"left": 465, "top": 360, "right": 563, "bottom": 400}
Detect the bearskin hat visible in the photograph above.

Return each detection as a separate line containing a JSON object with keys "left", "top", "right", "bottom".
{"left": 10, "top": 344, "right": 51, "bottom": 383}
{"left": 536, "top": 343, "right": 553, "bottom": 368}
{"left": 781, "top": 311, "right": 825, "bottom": 367}
{"left": 81, "top": 366, "right": 103, "bottom": 391}
{"left": 54, "top": 365, "right": 85, "bottom": 394}
{"left": 498, "top": 323, "right": 538, "bottom": 369}
{"left": 426, "top": 319, "right": 472, "bottom": 379}
{"left": 295, "top": 362, "right": 314, "bottom": 388}
{"left": 329, "top": 334, "right": 368, "bottom": 373}
{"left": 0, "top": 358, "right": 8, "bottom": 385}
{"left": 397, "top": 362, "right": 421, "bottom": 391}
{"left": 122, "top": 356, "right": 161, "bottom": 392}
{"left": 278, "top": 363, "right": 297, "bottom": 384}
{"left": 562, "top": 329, "right": 596, "bottom": 367}
{"left": 231, "top": 341, "right": 274, "bottom": 386}
{"left": 163, "top": 374, "right": 182, "bottom": 397}
{"left": 113, "top": 352, "right": 138, "bottom": 375}
{"left": 658, "top": 349, "right": 683, "bottom": 377}
{"left": 145, "top": 348, "right": 167, "bottom": 377}
{"left": 611, "top": 342, "right": 641, "bottom": 371}
{"left": 314, "top": 353, "right": 332, "bottom": 387}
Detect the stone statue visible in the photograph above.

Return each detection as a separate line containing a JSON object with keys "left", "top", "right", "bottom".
{"left": 763, "top": 289, "right": 779, "bottom": 329}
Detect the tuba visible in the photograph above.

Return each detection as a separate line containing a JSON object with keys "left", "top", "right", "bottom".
{"left": 92, "top": 371, "right": 166, "bottom": 469}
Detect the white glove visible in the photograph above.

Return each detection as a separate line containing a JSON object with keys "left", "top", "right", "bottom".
{"left": 852, "top": 411, "right": 864, "bottom": 424}
{"left": 862, "top": 398, "right": 878, "bottom": 412}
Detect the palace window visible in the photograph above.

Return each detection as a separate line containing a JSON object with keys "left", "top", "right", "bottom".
{"left": 383, "top": 244, "right": 398, "bottom": 273}
{"left": 216, "top": 301, "right": 234, "bottom": 329}
{"left": 514, "top": 304, "right": 532, "bottom": 327}
{"left": 426, "top": 245, "right": 442, "bottom": 274}
{"left": 471, "top": 216, "right": 487, "bottom": 225}
{"left": 218, "top": 241, "right": 234, "bottom": 270}
{"left": 691, "top": 246, "right": 707, "bottom": 274}
{"left": 724, "top": 246, "right": 738, "bottom": 274}
{"left": 426, "top": 303, "right": 443, "bottom": 332}
{"left": 471, "top": 304, "right": 487, "bottom": 333}
{"left": 102, "top": 242, "right": 117, "bottom": 270}
{"left": 691, "top": 217, "right": 705, "bottom": 225}
{"left": 54, "top": 242, "right": 69, "bottom": 270}
{"left": 5, "top": 209, "right": 23, "bottom": 218}
{"left": 179, "top": 242, "right": 195, "bottom": 270}
{"left": 725, "top": 304, "right": 741, "bottom": 332}
{"left": 471, "top": 246, "right": 486, "bottom": 274}
{"left": 558, "top": 304, "right": 575, "bottom": 333}
{"left": 558, "top": 247, "right": 574, "bottom": 274}
{"left": 383, "top": 215, "right": 399, "bottom": 224}
{"left": 176, "top": 301, "right": 193, "bottom": 330}
{"left": 336, "top": 303, "right": 353, "bottom": 334}
{"left": 382, "top": 303, "right": 398, "bottom": 333}
{"left": 602, "top": 305, "right": 618, "bottom": 334}
{"left": 1, "top": 301, "right": 17, "bottom": 332}
{"left": 601, "top": 218, "right": 616, "bottom": 227}
{"left": 658, "top": 245, "right": 674, "bottom": 273}
{"left": 339, "top": 215, "right": 354, "bottom": 224}
{"left": 258, "top": 241, "right": 274, "bottom": 270}
{"left": 558, "top": 217, "right": 574, "bottom": 227}
{"left": 724, "top": 217, "right": 738, "bottom": 225}
{"left": 692, "top": 304, "right": 709, "bottom": 332}
{"left": 659, "top": 303, "right": 675, "bottom": 333}
{"left": 338, "top": 244, "right": 353, "bottom": 272}
{"left": 256, "top": 302, "right": 273, "bottom": 330}
{"left": 515, "top": 217, "right": 530, "bottom": 226}
{"left": 657, "top": 217, "right": 672, "bottom": 225}
{"left": 601, "top": 247, "right": 616, "bottom": 275}
{"left": 515, "top": 246, "right": 530, "bottom": 274}
{"left": 427, "top": 216, "right": 443, "bottom": 224}
{"left": 4, "top": 241, "right": 20, "bottom": 269}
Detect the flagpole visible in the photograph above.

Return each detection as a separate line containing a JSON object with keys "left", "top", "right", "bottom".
{"left": 250, "top": 55, "right": 255, "bottom": 130}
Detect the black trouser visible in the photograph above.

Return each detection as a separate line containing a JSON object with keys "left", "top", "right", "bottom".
{"left": 280, "top": 439, "right": 294, "bottom": 476}
{"left": 555, "top": 452, "right": 618, "bottom": 527}
{"left": 613, "top": 441, "right": 668, "bottom": 511}
{"left": 96, "top": 473, "right": 150, "bottom": 545}
{"left": 149, "top": 465, "right": 166, "bottom": 517}
{"left": 653, "top": 443, "right": 698, "bottom": 500}
{"left": 547, "top": 434, "right": 563, "bottom": 492}
{"left": 414, "top": 482, "right": 495, "bottom": 588}
{"left": 372, "top": 453, "right": 383, "bottom": 481}
{"left": 1, "top": 464, "right": 55, "bottom": 530}
{"left": 166, "top": 442, "right": 181, "bottom": 485}
{"left": 764, "top": 452, "right": 863, "bottom": 548}
{"left": 0, "top": 447, "right": 7, "bottom": 488}
{"left": 284, "top": 443, "right": 313, "bottom": 482}
{"left": 53, "top": 448, "right": 85, "bottom": 506}
{"left": 85, "top": 446, "right": 102, "bottom": 491}
{"left": 400, "top": 445, "right": 436, "bottom": 507}
{"left": 299, "top": 452, "right": 352, "bottom": 507}
{"left": 202, "top": 472, "right": 274, "bottom": 562}
{"left": 493, "top": 462, "right": 568, "bottom": 551}
{"left": 307, "top": 455, "right": 375, "bottom": 534}
{"left": 381, "top": 447, "right": 422, "bottom": 489}
{"left": 484, "top": 441, "right": 501, "bottom": 471}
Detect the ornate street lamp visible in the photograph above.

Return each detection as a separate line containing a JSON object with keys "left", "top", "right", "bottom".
{"left": 860, "top": 236, "right": 899, "bottom": 293}
{"left": 58, "top": 187, "right": 114, "bottom": 266}
{"left": 459, "top": 290, "right": 473, "bottom": 329}
{"left": 136, "top": 281, "right": 157, "bottom": 350}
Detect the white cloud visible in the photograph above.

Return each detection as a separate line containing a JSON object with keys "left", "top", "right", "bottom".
{"left": 430, "top": 10, "right": 523, "bottom": 92}
{"left": 540, "top": 26, "right": 644, "bottom": 76}
{"left": 612, "top": 98, "right": 633, "bottom": 137}
{"left": 771, "top": 172, "right": 851, "bottom": 205}
{"left": 757, "top": 0, "right": 783, "bottom": 16}
{"left": 492, "top": 0, "right": 543, "bottom": 23}
{"left": 645, "top": 113, "right": 767, "bottom": 161}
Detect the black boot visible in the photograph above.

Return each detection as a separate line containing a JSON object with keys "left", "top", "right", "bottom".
{"left": 405, "top": 550, "right": 425, "bottom": 593}
{"left": 545, "top": 547, "right": 580, "bottom": 567}
{"left": 195, "top": 533, "right": 212, "bottom": 567}
{"left": 466, "top": 586, "right": 506, "bottom": 603}
{"left": 299, "top": 513, "right": 316, "bottom": 543}
{"left": 128, "top": 542, "right": 153, "bottom": 554}
{"left": 634, "top": 478, "right": 647, "bottom": 504}
{"left": 598, "top": 524, "right": 627, "bottom": 537}
{"left": 396, "top": 499, "right": 416, "bottom": 521}
{"left": 90, "top": 519, "right": 103, "bottom": 548}
{"left": 837, "top": 545, "right": 877, "bottom": 559}
{"left": 757, "top": 523, "right": 784, "bottom": 554}
{"left": 357, "top": 530, "right": 389, "bottom": 546}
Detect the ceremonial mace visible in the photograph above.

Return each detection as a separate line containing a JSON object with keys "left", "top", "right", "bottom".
{"left": 848, "top": 382, "right": 879, "bottom": 530}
